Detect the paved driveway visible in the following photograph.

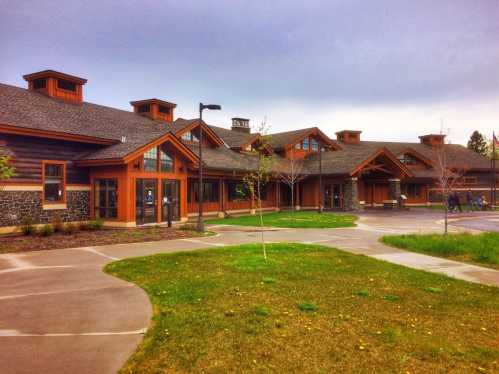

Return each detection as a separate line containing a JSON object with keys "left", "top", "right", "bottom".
{"left": 1, "top": 211, "right": 498, "bottom": 373}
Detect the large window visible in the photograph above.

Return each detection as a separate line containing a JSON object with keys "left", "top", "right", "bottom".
{"left": 143, "top": 146, "right": 174, "bottom": 173}
{"left": 397, "top": 154, "right": 417, "bottom": 165}
{"left": 302, "top": 138, "right": 310, "bottom": 150}
{"left": 228, "top": 181, "right": 249, "bottom": 201}
{"left": 188, "top": 180, "right": 219, "bottom": 202}
{"left": 181, "top": 131, "right": 199, "bottom": 142}
{"left": 43, "top": 162, "right": 65, "bottom": 203}
{"left": 94, "top": 179, "right": 118, "bottom": 218}
{"left": 138, "top": 104, "right": 150, "bottom": 113}
{"left": 144, "top": 147, "right": 158, "bottom": 172}
{"left": 33, "top": 78, "right": 46, "bottom": 90}
{"left": 158, "top": 105, "right": 170, "bottom": 114}
{"left": 402, "top": 184, "right": 421, "bottom": 199}
{"left": 311, "top": 139, "right": 319, "bottom": 151}
{"left": 57, "top": 79, "right": 76, "bottom": 92}
{"left": 160, "top": 147, "right": 174, "bottom": 172}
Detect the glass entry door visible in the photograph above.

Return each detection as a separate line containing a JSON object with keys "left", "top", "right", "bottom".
{"left": 162, "top": 180, "right": 180, "bottom": 221}
{"left": 324, "top": 184, "right": 342, "bottom": 209}
{"left": 136, "top": 179, "right": 157, "bottom": 225}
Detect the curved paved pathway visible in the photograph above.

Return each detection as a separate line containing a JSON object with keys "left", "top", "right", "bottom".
{"left": 0, "top": 211, "right": 498, "bottom": 373}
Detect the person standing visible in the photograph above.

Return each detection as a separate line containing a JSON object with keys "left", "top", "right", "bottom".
{"left": 454, "top": 191, "right": 462, "bottom": 213}
{"left": 466, "top": 189, "right": 474, "bottom": 212}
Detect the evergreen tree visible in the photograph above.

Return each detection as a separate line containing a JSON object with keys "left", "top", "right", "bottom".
{"left": 467, "top": 130, "right": 488, "bottom": 156}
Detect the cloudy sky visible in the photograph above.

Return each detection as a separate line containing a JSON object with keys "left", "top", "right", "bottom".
{"left": 1, "top": 0, "right": 498, "bottom": 144}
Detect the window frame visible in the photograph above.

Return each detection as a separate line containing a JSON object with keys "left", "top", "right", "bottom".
{"left": 302, "top": 137, "right": 310, "bottom": 150}
{"left": 311, "top": 138, "right": 319, "bottom": 151}
{"left": 143, "top": 146, "right": 159, "bottom": 172}
{"left": 42, "top": 160, "right": 66, "bottom": 204}
{"left": 227, "top": 181, "right": 249, "bottom": 202}
{"left": 56, "top": 78, "right": 77, "bottom": 92}
{"left": 94, "top": 178, "right": 118, "bottom": 219}
{"left": 188, "top": 180, "right": 220, "bottom": 203}
{"left": 181, "top": 130, "right": 199, "bottom": 143}
{"left": 159, "top": 146, "right": 174, "bottom": 173}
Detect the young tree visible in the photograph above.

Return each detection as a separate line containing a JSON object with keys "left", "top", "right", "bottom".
{"left": 242, "top": 120, "right": 275, "bottom": 260}
{"left": 433, "top": 139, "right": 469, "bottom": 235}
{"left": 277, "top": 149, "right": 306, "bottom": 214}
{"left": 467, "top": 130, "right": 488, "bottom": 156}
{"left": 0, "top": 154, "right": 15, "bottom": 191}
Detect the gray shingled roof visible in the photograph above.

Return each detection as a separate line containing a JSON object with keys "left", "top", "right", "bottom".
{"left": 185, "top": 144, "right": 261, "bottom": 172}
{"left": 0, "top": 83, "right": 491, "bottom": 172}
{"left": 266, "top": 127, "right": 317, "bottom": 150}
{"left": 0, "top": 83, "right": 177, "bottom": 160}
{"left": 209, "top": 125, "right": 256, "bottom": 148}
{"left": 358, "top": 141, "right": 491, "bottom": 170}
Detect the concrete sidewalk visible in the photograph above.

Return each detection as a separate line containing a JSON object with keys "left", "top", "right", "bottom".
{"left": 0, "top": 212, "right": 498, "bottom": 373}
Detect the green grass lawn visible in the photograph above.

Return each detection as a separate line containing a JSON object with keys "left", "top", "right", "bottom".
{"left": 105, "top": 243, "right": 499, "bottom": 373}
{"left": 382, "top": 233, "right": 499, "bottom": 270}
{"left": 208, "top": 210, "right": 357, "bottom": 228}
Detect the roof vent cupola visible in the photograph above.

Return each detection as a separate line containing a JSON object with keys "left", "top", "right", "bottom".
{"left": 23, "top": 70, "right": 87, "bottom": 104}
{"left": 130, "top": 99, "right": 176, "bottom": 122}
{"left": 419, "top": 134, "right": 445, "bottom": 147}
{"left": 231, "top": 117, "right": 251, "bottom": 134}
{"left": 335, "top": 130, "right": 361, "bottom": 145}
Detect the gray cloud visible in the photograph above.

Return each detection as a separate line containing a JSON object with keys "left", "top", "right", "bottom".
{"left": 1, "top": 0, "right": 498, "bottom": 111}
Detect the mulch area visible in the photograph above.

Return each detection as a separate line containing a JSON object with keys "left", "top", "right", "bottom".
{"left": 0, "top": 226, "right": 202, "bottom": 254}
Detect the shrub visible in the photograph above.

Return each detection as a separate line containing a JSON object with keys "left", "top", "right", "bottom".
{"left": 63, "top": 222, "right": 78, "bottom": 235}
{"left": 383, "top": 295, "right": 400, "bottom": 302}
{"left": 51, "top": 214, "right": 64, "bottom": 232}
{"left": 89, "top": 218, "right": 104, "bottom": 230}
{"left": 298, "top": 302, "right": 318, "bottom": 312}
{"left": 20, "top": 217, "right": 35, "bottom": 236}
{"left": 39, "top": 224, "right": 54, "bottom": 237}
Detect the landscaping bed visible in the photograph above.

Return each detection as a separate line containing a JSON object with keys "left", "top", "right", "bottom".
{"left": 0, "top": 225, "right": 203, "bottom": 254}
{"left": 382, "top": 232, "right": 499, "bottom": 270}
{"left": 208, "top": 211, "right": 357, "bottom": 228}
{"left": 105, "top": 243, "right": 499, "bottom": 373}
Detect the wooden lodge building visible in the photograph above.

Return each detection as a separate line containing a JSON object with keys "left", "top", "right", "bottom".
{"left": 0, "top": 70, "right": 496, "bottom": 232}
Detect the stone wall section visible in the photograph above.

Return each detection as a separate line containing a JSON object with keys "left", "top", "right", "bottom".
{"left": 0, "top": 191, "right": 89, "bottom": 227}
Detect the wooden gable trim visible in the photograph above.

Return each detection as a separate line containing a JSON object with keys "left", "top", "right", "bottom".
{"left": 76, "top": 133, "right": 199, "bottom": 167}
{"left": 175, "top": 120, "right": 225, "bottom": 147}
{"left": 0, "top": 123, "right": 117, "bottom": 145}
{"left": 397, "top": 147, "right": 434, "bottom": 167}
{"left": 350, "top": 147, "right": 412, "bottom": 178}
{"left": 122, "top": 132, "right": 198, "bottom": 164}
{"left": 284, "top": 127, "right": 340, "bottom": 151}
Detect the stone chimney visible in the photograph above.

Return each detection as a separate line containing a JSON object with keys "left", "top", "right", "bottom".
{"left": 130, "top": 99, "right": 177, "bottom": 122}
{"left": 419, "top": 134, "right": 445, "bottom": 147}
{"left": 336, "top": 130, "right": 361, "bottom": 145}
{"left": 231, "top": 118, "right": 251, "bottom": 134}
{"left": 23, "top": 70, "right": 87, "bottom": 104}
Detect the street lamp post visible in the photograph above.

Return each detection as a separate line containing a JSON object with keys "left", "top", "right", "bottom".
{"left": 197, "top": 103, "right": 221, "bottom": 232}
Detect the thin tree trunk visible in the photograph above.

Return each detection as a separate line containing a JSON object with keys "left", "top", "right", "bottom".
{"left": 291, "top": 184, "right": 294, "bottom": 214}
{"left": 257, "top": 179, "right": 267, "bottom": 261}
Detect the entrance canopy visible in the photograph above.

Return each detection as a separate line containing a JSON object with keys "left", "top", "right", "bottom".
{"left": 350, "top": 147, "right": 411, "bottom": 179}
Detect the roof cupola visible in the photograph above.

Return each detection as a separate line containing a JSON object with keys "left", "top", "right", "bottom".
{"left": 419, "top": 134, "right": 445, "bottom": 147}
{"left": 23, "top": 70, "right": 87, "bottom": 104}
{"left": 231, "top": 117, "right": 251, "bottom": 134}
{"left": 335, "top": 130, "right": 361, "bottom": 145}
{"left": 130, "top": 99, "right": 176, "bottom": 122}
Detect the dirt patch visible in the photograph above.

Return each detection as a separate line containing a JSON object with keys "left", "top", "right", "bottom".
{"left": 0, "top": 227, "right": 203, "bottom": 254}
